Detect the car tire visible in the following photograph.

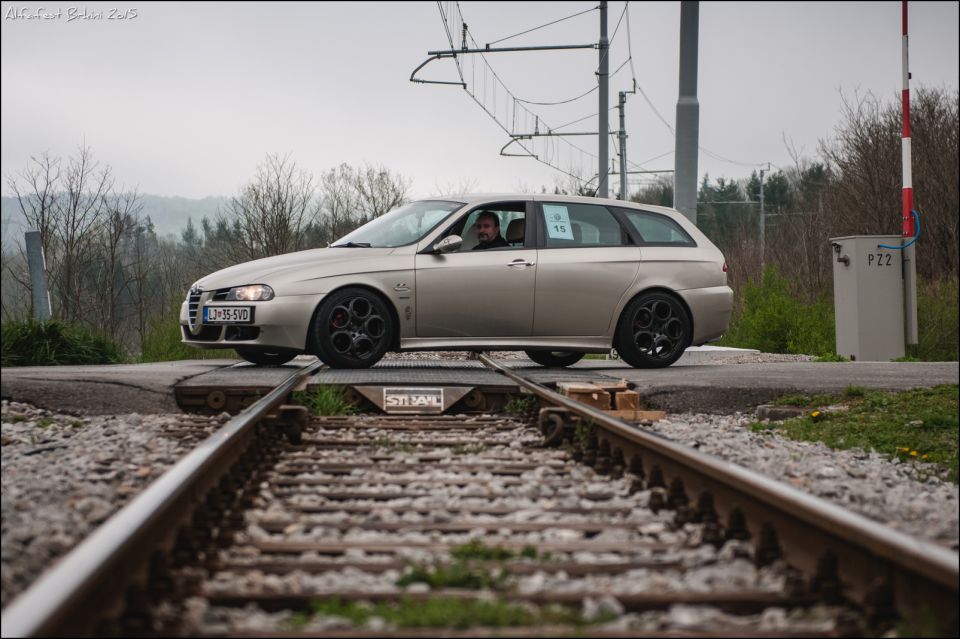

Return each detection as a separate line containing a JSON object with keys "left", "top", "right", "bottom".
{"left": 615, "top": 292, "right": 691, "bottom": 368}
{"left": 524, "top": 351, "right": 585, "bottom": 367}
{"left": 236, "top": 347, "right": 299, "bottom": 366}
{"left": 311, "top": 287, "right": 394, "bottom": 369}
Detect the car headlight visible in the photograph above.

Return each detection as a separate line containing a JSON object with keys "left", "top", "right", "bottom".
{"left": 226, "top": 284, "right": 274, "bottom": 301}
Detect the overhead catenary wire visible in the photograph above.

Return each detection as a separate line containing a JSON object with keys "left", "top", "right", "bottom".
{"left": 486, "top": 4, "right": 600, "bottom": 47}
{"left": 432, "top": 2, "right": 649, "bottom": 188}
{"left": 449, "top": 2, "right": 605, "bottom": 179}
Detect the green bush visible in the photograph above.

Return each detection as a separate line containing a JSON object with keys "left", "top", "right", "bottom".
{"left": 718, "top": 266, "right": 835, "bottom": 355}
{"left": 720, "top": 269, "right": 958, "bottom": 361}
{"left": 139, "top": 312, "right": 232, "bottom": 362}
{"left": 1, "top": 319, "right": 126, "bottom": 366}
{"left": 912, "top": 276, "right": 959, "bottom": 361}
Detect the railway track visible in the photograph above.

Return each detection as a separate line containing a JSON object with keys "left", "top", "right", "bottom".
{"left": 2, "top": 357, "right": 956, "bottom": 637}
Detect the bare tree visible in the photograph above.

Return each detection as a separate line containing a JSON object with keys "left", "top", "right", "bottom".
{"left": 92, "top": 189, "right": 141, "bottom": 339}
{"left": 430, "top": 177, "right": 479, "bottom": 197}
{"left": 820, "top": 87, "right": 958, "bottom": 280}
{"left": 314, "top": 162, "right": 410, "bottom": 245}
{"left": 353, "top": 163, "right": 410, "bottom": 222}
{"left": 213, "top": 154, "right": 320, "bottom": 264}
{"left": 316, "top": 163, "right": 362, "bottom": 246}
{"left": 6, "top": 145, "right": 115, "bottom": 323}
{"left": 6, "top": 152, "right": 61, "bottom": 253}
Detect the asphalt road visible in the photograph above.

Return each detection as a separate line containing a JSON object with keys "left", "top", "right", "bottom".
{"left": 1, "top": 355, "right": 956, "bottom": 415}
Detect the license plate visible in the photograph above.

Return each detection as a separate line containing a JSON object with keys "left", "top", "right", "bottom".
{"left": 383, "top": 387, "right": 444, "bottom": 413}
{"left": 203, "top": 306, "right": 253, "bottom": 323}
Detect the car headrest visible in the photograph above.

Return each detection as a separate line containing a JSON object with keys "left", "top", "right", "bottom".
{"left": 506, "top": 218, "right": 525, "bottom": 243}
{"left": 571, "top": 222, "right": 582, "bottom": 243}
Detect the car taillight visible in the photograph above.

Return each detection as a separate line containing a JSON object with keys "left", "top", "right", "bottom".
{"left": 722, "top": 262, "right": 728, "bottom": 273}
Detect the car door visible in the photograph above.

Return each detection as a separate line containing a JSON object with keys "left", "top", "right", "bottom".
{"left": 415, "top": 201, "right": 537, "bottom": 337}
{"left": 533, "top": 200, "right": 640, "bottom": 336}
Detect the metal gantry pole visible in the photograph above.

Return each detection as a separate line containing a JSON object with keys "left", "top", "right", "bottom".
{"left": 598, "top": 1, "right": 609, "bottom": 198}
{"left": 673, "top": 1, "right": 700, "bottom": 224}
{"left": 901, "top": 0, "right": 919, "bottom": 345}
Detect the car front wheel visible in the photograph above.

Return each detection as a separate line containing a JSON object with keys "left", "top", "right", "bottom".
{"left": 236, "top": 347, "right": 299, "bottom": 366}
{"left": 311, "top": 288, "right": 394, "bottom": 369}
{"left": 616, "top": 292, "right": 691, "bottom": 368}
{"left": 524, "top": 351, "right": 585, "bottom": 367}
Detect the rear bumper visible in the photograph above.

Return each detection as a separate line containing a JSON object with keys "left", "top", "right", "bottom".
{"left": 679, "top": 285, "right": 733, "bottom": 345}
{"left": 179, "top": 294, "right": 323, "bottom": 351}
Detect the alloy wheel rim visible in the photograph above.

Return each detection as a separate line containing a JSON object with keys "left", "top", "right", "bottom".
{"left": 328, "top": 297, "right": 386, "bottom": 360}
{"left": 632, "top": 299, "right": 684, "bottom": 360}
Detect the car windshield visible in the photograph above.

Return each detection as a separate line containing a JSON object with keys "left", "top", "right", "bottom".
{"left": 332, "top": 200, "right": 464, "bottom": 248}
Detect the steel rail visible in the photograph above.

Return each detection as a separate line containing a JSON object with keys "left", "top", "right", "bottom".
{"left": 1, "top": 359, "right": 325, "bottom": 638}
{"left": 478, "top": 354, "right": 959, "bottom": 634}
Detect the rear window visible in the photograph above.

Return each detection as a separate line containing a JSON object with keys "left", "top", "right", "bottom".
{"left": 541, "top": 202, "right": 626, "bottom": 248}
{"left": 615, "top": 208, "right": 697, "bottom": 247}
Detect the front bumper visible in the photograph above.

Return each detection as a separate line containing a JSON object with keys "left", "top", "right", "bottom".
{"left": 179, "top": 293, "right": 324, "bottom": 351}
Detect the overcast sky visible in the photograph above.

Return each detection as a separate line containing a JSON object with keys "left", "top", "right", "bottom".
{"left": 2, "top": 1, "right": 958, "bottom": 202}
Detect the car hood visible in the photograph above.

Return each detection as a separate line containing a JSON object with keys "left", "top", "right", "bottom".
{"left": 194, "top": 247, "right": 401, "bottom": 292}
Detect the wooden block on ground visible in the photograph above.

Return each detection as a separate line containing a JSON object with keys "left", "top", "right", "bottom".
{"left": 614, "top": 390, "right": 640, "bottom": 410}
{"left": 556, "top": 382, "right": 611, "bottom": 410}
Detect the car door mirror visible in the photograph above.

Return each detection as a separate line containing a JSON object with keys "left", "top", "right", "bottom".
{"left": 434, "top": 235, "right": 462, "bottom": 253}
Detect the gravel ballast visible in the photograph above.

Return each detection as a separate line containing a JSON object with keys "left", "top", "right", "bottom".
{"left": 2, "top": 372, "right": 957, "bottom": 611}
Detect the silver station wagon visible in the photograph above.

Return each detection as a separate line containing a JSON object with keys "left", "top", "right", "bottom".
{"left": 181, "top": 194, "right": 733, "bottom": 368}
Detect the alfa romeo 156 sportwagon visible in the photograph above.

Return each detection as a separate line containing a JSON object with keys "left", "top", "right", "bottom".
{"left": 180, "top": 194, "right": 733, "bottom": 368}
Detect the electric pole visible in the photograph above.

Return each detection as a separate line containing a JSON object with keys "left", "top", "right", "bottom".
{"left": 618, "top": 90, "right": 628, "bottom": 200}
{"left": 598, "top": 1, "right": 609, "bottom": 198}
{"left": 759, "top": 165, "right": 766, "bottom": 271}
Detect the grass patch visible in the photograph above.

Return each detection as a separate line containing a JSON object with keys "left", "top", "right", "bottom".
{"left": 504, "top": 395, "right": 537, "bottom": 415}
{"left": 449, "top": 539, "right": 547, "bottom": 561}
{"left": 814, "top": 353, "right": 850, "bottom": 363}
{"left": 290, "top": 597, "right": 605, "bottom": 630}
{"left": 396, "top": 563, "right": 507, "bottom": 590}
{"left": 452, "top": 443, "right": 487, "bottom": 455}
{"left": 1, "top": 319, "right": 125, "bottom": 366}
{"left": 753, "top": 384, "right": 958, "bottom": 482}
{"left": 294, "top": 385, "right": 356, "bottom": 416}
{"left": 139, "top": 312, "right": 232, "bottom": 362}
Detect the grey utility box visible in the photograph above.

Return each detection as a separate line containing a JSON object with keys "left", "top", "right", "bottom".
{"left": 830, "top": 235, "right": 904, "bottom": 361}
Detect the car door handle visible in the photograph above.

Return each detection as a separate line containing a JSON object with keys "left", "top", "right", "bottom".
{"left": 507, "top": 259, "right": 535, "bottom": 268}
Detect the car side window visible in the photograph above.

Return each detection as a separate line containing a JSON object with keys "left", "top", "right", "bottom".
{"left": 541, "top": 202, "right": 626, "bottom": 248}
{"left": 615, "top": 208, "right": 697, "bottom": 247}
{"left": 448, "top": 203, "right": 527, "bottom": 251}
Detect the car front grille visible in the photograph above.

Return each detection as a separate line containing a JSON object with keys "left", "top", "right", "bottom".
{"left": 188, "top": 290, "right": 202, "bottom": 330}
{"left": 188, "top": 287, "right": 234, "bottom": 332}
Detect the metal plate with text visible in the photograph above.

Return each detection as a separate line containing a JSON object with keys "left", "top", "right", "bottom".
{"left": 382, "top": 387, "right": 444, "bottom": 413}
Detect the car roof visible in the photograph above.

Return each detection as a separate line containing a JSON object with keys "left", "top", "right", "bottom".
{"left": 427, "top": 193, "right": 681, "bottom": 217}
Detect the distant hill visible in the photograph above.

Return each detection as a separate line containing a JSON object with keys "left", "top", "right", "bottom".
{"left": 1, "top": 194, "right": 228, "bottom": 250}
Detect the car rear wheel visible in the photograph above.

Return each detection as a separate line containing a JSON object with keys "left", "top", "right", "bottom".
{"left": 235, "top": 347, "right": 299, "bottom": 366}
{"left": 524, "top": 351, "right": 585, "bottom": 367}
{"left": 616, "top": 292, "right": 691, "bottom": 368}
{"left": 311, "top": 288, "right": 394, "bottom": 369}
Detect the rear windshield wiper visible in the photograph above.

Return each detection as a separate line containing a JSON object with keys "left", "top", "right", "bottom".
{"left": 331, "top": 241, "right": 372, "bottom": 248}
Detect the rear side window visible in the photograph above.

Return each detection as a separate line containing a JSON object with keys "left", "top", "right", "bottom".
{"left": 541, "top": 202, "right": 626, "bottom": 248}
{"left": 616, "top": 208, "right": 697, "bottom": 247}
